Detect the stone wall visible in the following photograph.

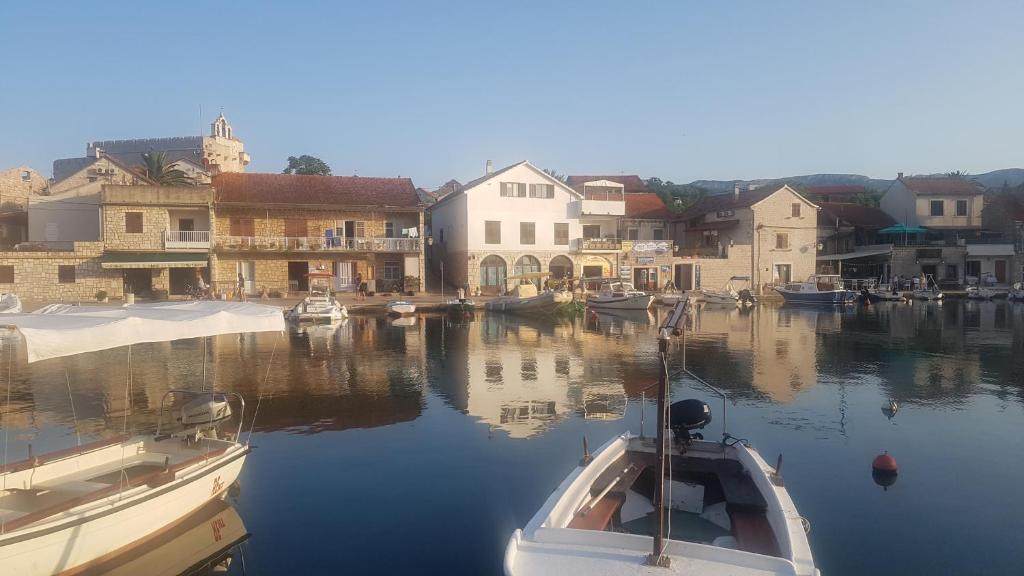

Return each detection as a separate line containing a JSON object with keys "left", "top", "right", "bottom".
{"left": 675, "top": 245, "right": 754, "bottom": 291}
{"left": 214, "top": 206, "right": 420, "bottom": 240}
{"left": 214, "top": 253, "right": 408, "bottom": 296}
{"left": 103, "top": 204, "right": 171, "bottom": 251}
{"left": 462, "top": 250, "right": 578, "bottom": 294}
{"left": 0, "top": 166, "right": 48, "bottom": 210}
{"left": 0, "top": 242, "right": 122, "bottom": 301}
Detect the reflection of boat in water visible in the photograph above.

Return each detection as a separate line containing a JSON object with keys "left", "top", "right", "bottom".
{"left": 486, "top": 283, "right": 574, "bottom": 315}
{"left": 89, "top": 499, "right": 249, "bottom": 576}
{"left": 587, "top": 281, "right": 653, "bottom": 310}
{"left": 0, "top": 302, "right": 283, "bottom": 576}
{"left": 506, "top": 300, "right": 818, "bottom": 576}
{"left": 776, "top": 274, "right": 855, "bottom": 305}
{"left": 390, "top": 315, "right": 417, "bottom": 327}
{"left": 591, "top": 307, "right": 655, "bottom": 325}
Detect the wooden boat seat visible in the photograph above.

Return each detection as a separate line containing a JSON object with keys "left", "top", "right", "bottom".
{"left": 0, "top": 435, "right": 130, "bottom": 474}
{"left": 710, "top": 460, "right": 767, "bottom": 513}
{"left": 728, "top": 509, "right": 781, "bottom": 557}
{"left": 568, "top": 492, "right": 626, "bottom": 531}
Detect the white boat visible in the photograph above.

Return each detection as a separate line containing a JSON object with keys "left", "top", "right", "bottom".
{"left": 966, "top": 285, "right": 998, "bottom": 300}
{"left": 485, "top": 284, "right": 574, "bottom": 315}
{"left": 286, "top": 271, "right": 348, "bottom": 322}
{"left": 776, "top": 274, "right": 855, "bottom": 305}
{"left": 1009, "top": 283, "right": 1024, "bottom": 301}
{"left": 505, "top": 301, "right": 817, "bottom": 576}
{"left": 866, "top": 283, "right": 905, "bottom": 302}
{"left": 912, "top": 275, "right": 944, "bottom": 300}
{"left": 0, "top": 301, "right": 284, "bottom": 576}
{"left": 0, "top": 293, "right": 21, "bottom": 314}
{"left": 587, "top": 281, "right": 653, "bottom": 311}
{"left": 699, "top": 277, "right": 756, "bottom": 306}
{"left": 656, "top": 292, "right": 683, "bottom": 306}
{"left": 386, "top": 301, "right": 416, "bottom": 316}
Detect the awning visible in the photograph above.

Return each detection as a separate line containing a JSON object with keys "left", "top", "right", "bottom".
{"left": 687, "top": 219, "right": 739, "bottom": 231}
{"left": 966, "top": 244, "right": 1015, "bottom": 257}
{"left": 100, "top": 252, "right": 208, "bottom": 269}
{"left": 816, "top": 247, "right": 892, "bottom": 261}
{"left": 878, "top": 224, "right": 927, "bottom": 235}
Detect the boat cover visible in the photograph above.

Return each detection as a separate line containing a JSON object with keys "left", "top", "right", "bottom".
{"left": 1, "top": 301, "right": 285, "bottom": 363}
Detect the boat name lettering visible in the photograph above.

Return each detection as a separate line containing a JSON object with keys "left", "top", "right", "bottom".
{"left": 211, "top": 516, "right": 226, "bottom": 542}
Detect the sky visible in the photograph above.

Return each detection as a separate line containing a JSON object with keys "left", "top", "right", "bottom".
{"left": 1, "top": 1, "right": 1022, "bottom": 189}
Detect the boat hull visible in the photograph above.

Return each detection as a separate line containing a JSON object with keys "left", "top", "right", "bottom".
{"left": 912, "top": 290, "right": 944, "bottom": 300}
{"left": 0, "top": 445, "right": 247, "bottom": 576}
{"left": 700, "top": 289, "right": 739, "bottom": 305}
{"left": 776, "top": 288, "right": 855, "bottom": 304}
{"left": 587, "top": 294, "right": 653, "bottom": 310}
{"left": 485, "top": 292, "right": 574, "bottom": 315}
{"left": 386, "top": 303, "right": 416, "bottom": 316}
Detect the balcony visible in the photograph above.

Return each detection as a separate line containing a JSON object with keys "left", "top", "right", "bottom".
{"left": 215, "top": 236, "right": 421, "bottom": 253}
{"left": 164, "top": 230, "right": 211, "bottom": 250}
{"left": 579, "top": 238, "right": 622, "bottom": 252}
{"left": 676, "top": 246, "right": 726, "bottom": 259}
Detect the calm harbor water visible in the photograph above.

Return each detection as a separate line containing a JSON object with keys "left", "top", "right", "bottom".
{"left": 3, "top": 300, "right": 1024, "bottom": 575}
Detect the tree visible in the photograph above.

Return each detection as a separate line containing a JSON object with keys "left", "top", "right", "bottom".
{"left": 283, "top": 155, "right": 332, "bottom": 176}
{"left": 138, "top": 152, "right": 192, "bottom": 186}
{"left": 645, "top": 177, "right": 708, "bottom": 212}
{"left": 945, "top": 170, "right": 970, "bottom": 178}
{"left": 852, "top": 188, "right": 884, "bottom": 208}
{"left": 542, "top": 168, "right": 566, "bottom": 182}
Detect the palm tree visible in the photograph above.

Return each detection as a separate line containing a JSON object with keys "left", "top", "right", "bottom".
{"left": 139, "top": 151, "right": 193, "bottom": 186}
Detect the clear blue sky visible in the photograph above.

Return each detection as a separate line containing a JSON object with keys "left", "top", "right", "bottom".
{"left": 1, "top": 1, "right": 1021, "bottom": 189}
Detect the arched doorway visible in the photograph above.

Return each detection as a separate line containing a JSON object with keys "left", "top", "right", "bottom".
{"left": 479, "top": 255, "right": 507, "bottom": 295}
{"left": 548, "top": 255, "right": 574, "bottom": 288}
{"left": 514, "top": 255, "right": 542, "bottom": 289}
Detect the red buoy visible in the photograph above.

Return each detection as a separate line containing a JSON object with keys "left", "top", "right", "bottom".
{"left": 872, "top": 452, "right": 898, "bottom": 474}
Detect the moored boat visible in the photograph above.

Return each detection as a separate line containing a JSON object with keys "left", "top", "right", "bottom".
{"left": 504, "top": 300, "right": 817, "bottom": 576}
{"left": 866, "top": 283, "right": 905, "bottom": 302}
{"left": 912, "top": 275, "right": 944, "bottom": 300}
{"left": 386, "top": 301, "right": 416, "bottom": 316}
{"left": 286, "top": 270, "right": 348, "bottom": 322}
{"left": 0, "top": 301, "right": 284, "bottom": 576}
{"left": 0, "top": 293, "right": 21, "bottom": 314}
{"left": 966, "top": 285, "right": 998, "bottom": 300}
{"left": 445, "top": 297, "right": 476, "bottom": 314}
{"left": 699, "top": 277, "right": 756, "bottom": 306}
{"left": 485, "top": 283, "right": 574, "bottom": 316}
{"left": 587, "top": 281, "right": 653, "bottom": 311}
{"left": 775, "top": 274, "right": 855, "bottom": 305}
{"left": 1009, "top": 283, "right": 1024, "bottom": 301}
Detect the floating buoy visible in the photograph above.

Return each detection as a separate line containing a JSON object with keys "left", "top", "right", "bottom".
{"left": 872, "top": 451, "right": 898, "bottom": 490}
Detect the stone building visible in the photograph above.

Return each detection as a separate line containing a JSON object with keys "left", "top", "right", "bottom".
{"left": 0, "top": 241, "right": 120, "bottom": 302}
{"left": 0, "top": 166, "right": 48, "bottom": 210}
{"left": 210, "top": 172, "right": 424, "bottom": 297}
{"left": 670, "top": 184, "right": 820, "bottom": 294}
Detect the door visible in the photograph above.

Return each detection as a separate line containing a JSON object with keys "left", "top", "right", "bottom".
{"left": 633, "top": 268, "right": 657, "bottom": 291}
{"left": 178, "top": 218, "right": 195, "bottom": 232}
{"left": 995, "top": 259, "right": 1007, "bottom": 283}
{"left": 774, "top": 264, "right": 792, "bottom": 285}
{"left": 674, "top": 264, "right": 694, "bottom": 291}
{"left": 237, "top": 262, "right": 255, "bottom": 295}
{"left": 288, "top": 261, "right": 309, "bottom": 292}
{"left": 333, "top": 262, "right": 355, "bottom": 291}
{"left": 123, "top": 269, "right": 152, "bottom": 295}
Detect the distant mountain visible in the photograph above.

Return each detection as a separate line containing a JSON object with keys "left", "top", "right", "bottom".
{"left": 689, "top": 168, "right": 1024, "bottom": 193}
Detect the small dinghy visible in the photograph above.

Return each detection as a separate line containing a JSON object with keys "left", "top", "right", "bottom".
{"left": 1009, "top": 283, "right": 1024, "bottom": 301}
{"left": 446, "top": 297, "right": 476, "bottom": 314}
{"left": 0, "top": 293, "right": 21, "bottom": 314}
{"left": 587, "top": 281, "right": 653, "bottom": 311}
{"left": 505, "top": 300, "right": 817, "bottom": 576}
{"left": 699, "top": 277, "right": 756, "bottom": 306}
{"left": 966, "top": 285, "right": 998, "bottom": 300}
{"left": 386, "top": 301, "right": 416, "bottom": 316}
{"left": 912, "top": 275, "right": 944, "bottom": 300}
{"left": 485, "top": 283, "right": 574, "bottom": 316}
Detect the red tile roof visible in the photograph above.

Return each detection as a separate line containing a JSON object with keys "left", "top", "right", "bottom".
{"left": 566, "top": 175, "right": 649, "bottom": 193}
{"left": 900, "top": 176, "right": 981, "bottom": 196}
{"left": 213, "top": 173, "right": 420, "bottom": 208}
{"left": 817, "top": 202, "right": 895, "bottom": 229}
{"left": 624, "top": 193, "right": 671, "bottom": 220}
{"left": 675, "top": 187, "right": 778, "bottom": 221}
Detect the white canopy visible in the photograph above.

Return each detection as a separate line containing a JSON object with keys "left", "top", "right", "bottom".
{"left": 2, "top": 301, "right": 285, "bottom": 363}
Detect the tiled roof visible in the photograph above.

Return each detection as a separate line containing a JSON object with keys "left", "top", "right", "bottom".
{"left": 675, "top": 187, "right": 778, "bottom": 221}
{"left": 213, "top": 173, "right": 420, "bottom": 208}
{"left": 624, "top": 193, "right": 671, "bottom": 220}
{"left": 900, "top": 176, "right": 981, "bottom": 195}
{"left": 817, "top": 202, "right": 895, "bottom": 229}
{"left": 566, "top": 175, "right": 648, "bottom": 193}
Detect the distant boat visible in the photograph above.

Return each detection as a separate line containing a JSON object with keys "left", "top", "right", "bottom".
{"left": 445, "top": 297, "right": 476, "bottom": 314}
{"left": 699, "top": 276, "right": 756, "bottom": 306}
{"left": 386, "top": 301, "right": 416, "bottom": 316}
{"left": 775, "top": 274, "right": 855, "bottom": 304}
{"left": 966, "top": 285, "right": 998, "bottom": 300}
{"left": 0, "top": 293, "right": 21, "bottom": 314}
{"left": 286, "top": 270, "right": 348, "bottom": 322}
{"left": 866, "top": 284, "right": 905, "bottom": 302}
{"left": 912, "top": 275, "right": 944, "bottom": 300}
{"left": 1009, "top": 283, "right": 1024, "bottom": 301}
{"left": 485, "top": 283, "right": 574, "bottom": 315}
{"left": 587, "top": 281, "right": 653, "bottom": 311}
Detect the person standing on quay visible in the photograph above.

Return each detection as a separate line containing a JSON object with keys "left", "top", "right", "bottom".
{"left": 237, "top": 272, "right": 247, "bottom": 302}
{"left": 356, "top": 272, "right": 365, "bottom": 301}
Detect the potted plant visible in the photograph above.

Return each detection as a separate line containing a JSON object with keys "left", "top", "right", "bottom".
{"left": 95, "top": 290, "right": 108, "bottom": 303}
{"left": 124, "top": 281, "right": 135, "bottom": 305}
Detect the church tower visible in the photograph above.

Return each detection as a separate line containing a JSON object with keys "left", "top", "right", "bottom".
{"left": 203, "top": 112, "right": 249, "bottom": 173}
{"left": 211, "top": 112, "right": 233, "bottom": 140}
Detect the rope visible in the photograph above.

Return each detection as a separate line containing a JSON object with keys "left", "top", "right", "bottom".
{"left": 65, "top": 370, "right": 81, "bottom": 447}
{"left": 247, "top": 336, "right": 280, "bottom": 445}
{"left": 2, "top": 341, "right": 11, "bottom": 534}
{"left": 118, "top": 345, "right": 132, "bottom": 498}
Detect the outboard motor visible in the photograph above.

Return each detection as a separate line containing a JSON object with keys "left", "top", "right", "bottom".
{"left": 738, "top": 289, "right": 755, "bottom": 305}
{"left": 669, "top": 399, "right": 712, "bottom": 445}
{"left": 178, "top": 394, "right": 233, "bottom": 427}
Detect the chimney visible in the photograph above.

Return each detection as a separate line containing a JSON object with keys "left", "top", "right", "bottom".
{"left": 94, "top": 146, "right": 103, "bottom": 159}
{"left": 897, "top": 172, "right": 904, "bottom": 180}
{"left": 485, "top": 160, "right": 493, "bottom": 175}
{"left": 734, "top": 182, "right": 741, "bottom": 199}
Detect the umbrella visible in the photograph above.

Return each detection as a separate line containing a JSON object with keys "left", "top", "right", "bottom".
{"left": 878, "top": 224, "right": 927, "bottom": 235}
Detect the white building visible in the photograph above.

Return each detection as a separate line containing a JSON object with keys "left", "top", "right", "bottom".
{"left": 430, "top": 160, "right": 625, "bottom": 295}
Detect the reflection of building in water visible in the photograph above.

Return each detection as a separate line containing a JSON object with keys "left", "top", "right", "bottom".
{"left": 689, "top": 305, "right": 820, "bottom": 402}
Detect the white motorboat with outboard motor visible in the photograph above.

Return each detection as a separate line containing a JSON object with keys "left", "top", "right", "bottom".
{"left": 587, "top": 281, "right": 654, "bottom": 310}
{"left": 286, "top": 270, "right": 347, "bottom": 322}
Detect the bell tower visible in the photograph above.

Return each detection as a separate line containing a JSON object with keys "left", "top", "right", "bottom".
{"left": 211, "top": 112, "right": 233, "bottom": 140}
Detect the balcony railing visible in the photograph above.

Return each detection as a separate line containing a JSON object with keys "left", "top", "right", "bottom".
{"left": 580, "top": 238, "right": 622, "bottom": 251}
{"left": 215, "top": 236, "right": 421, "bottom": 253}
{"left": 164, "top": 230, "right": 211, "bottom": 249}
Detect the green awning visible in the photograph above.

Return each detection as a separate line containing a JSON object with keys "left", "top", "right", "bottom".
{"left": 100, "top": 252, "right": 209, "bottom": 269}
{"left": 878, "top": 224, "right": 927, "bottom": 235}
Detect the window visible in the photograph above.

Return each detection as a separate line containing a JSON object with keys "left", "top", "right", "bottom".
{"left": 230, "top": 217, "right": 254, "bottom": 236}
{"left": 0, "top": 265, "right": 13, "bottom": 283}
{"left": 653, "top": 228, "right": 665, "bottom": 240}
{"left": 716, "top": 210, "right": 735, "bottom": 218}
{"left": 702, "top": 229, "right": 719, "bottom": 247}
{"left": 930, "top": 200, "right": 944, "bottom": 216}
{"left": 956, "top": 200, "right": 968, "bottom": 217}
{"left": 582, "top": 224, "right": 601, "bottom": 239}
{"left": 485, "top": 221, "right": 501, "bottom": 244}
{"left": 791, "top": 203, "right": 801, "bottom": 218}
{"left": 966, "top": 260, "right": 981, "bottom": 279}
{"left": 284, "top": 218, "right": 307, "bottom": 237}
{"left": 554, "top": 223, "right": 569, "bottom": 245}
{"left": 627, "top": 227, "right": 639, "bottom": 241}
{"left": 354, "top": 221, "right": 366, "bottom": 238}
{"left": 58, "top": 265, "right": 75, "bottom": 283}
{"left": 775, "top": 233, "right": 789, "bottom": 249}
{"left": 500, "top": 182, "right": 526, "bottom": 197}
{"left": 125, "top": 212, "right": 143, "bottom": 233}
{"left": 520, "top": 222, "right": 535, "bottom": 245}
{"left": 383, "top": 261, "right": 401, "bottom": 280}
{"left": 385, "top": 222, "right": 395, "bottom": 238}
{"left": 529, "top": 183, "right": 554, "bottom": 198}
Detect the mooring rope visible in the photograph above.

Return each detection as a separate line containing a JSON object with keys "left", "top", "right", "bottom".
{"left": 1, "top": 341, "right": 12, "bottom": 534}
